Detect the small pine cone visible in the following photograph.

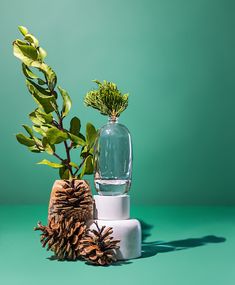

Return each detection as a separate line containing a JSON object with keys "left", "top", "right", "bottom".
{"left": 34, "top": 216, "right": 86, "bottom": 260}
{"left": 79, "top": 222, "right": 120, "bottom": 266}
{"left": 49, "top": 179, "right": 93, "bottom": 223}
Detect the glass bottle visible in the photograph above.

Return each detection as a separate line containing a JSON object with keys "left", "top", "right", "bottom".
{"left": 94, "top": 117, "right": 132, "bottom": 196}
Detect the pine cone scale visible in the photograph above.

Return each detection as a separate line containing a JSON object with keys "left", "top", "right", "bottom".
{"left": 35, "top": 215, "right": 87, "bottom": 261}
{"left": 36, "top": 180, "right": 119, "bottom": 265}
{"left": 49, "top": 180, "right": 93, "bottom": 223}
{"left": 79, "top": 222, "right": 120, "bottom": 265}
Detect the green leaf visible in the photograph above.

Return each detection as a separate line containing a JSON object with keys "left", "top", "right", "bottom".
{"left": 58, "top": 86, "right": 72, "bottom": 118}
{"left": 80, "top": 145, "right": 88, "bottom": 158}
{"left": 40, "top": 125, "right": 51, "bottom": 133}
{"left": 29, "top": 111, "right": 42, "bottom": 125}
{"left": 13, "top": 40, "right": 39, "bottom": 66}
{"left": 68, "top": 117, "right": 86, "bottom": 146}
{"left": 35, "top": 108, "right": 53, "bottom": 123}
{"left": 22, "top": 64, "right": 38, "bottom": 79}
{"left": 70, "top": 117, "right": 81, "bottom": 136}
{"left": 84, "top": 80, "right": 129, "bottom": 117}
{"left": 69, "top": 161, "right": 79, "bottom": 169}
{"left": 80, "top": 155, "right": 93, "bottom": 178}
{"left": 18, "top": 26, "right": 28, "bottom": 36}
{"left": 26, "top": 136, "right": 42, "bottom": 150}
{"left": 86, "top": 123, "right": 97, "bottom": 147}
{"left": 42, "top": 137, "right": 55, "bottom": 155}
{"left": 26, "top": 79, "right": 56, "bottom": 113}
{"left": 22, "top": 124, "right": 33, "bottom": 137}
{"left": 26, "top": 79, "right": 50, "bottom": 95}
{"left": 16, "top": 133, "right": 35, "bottom": 146}
{"left": 32, "top": 125, "right": 46, "bottom": 136}
{"left": 32, "top": 124, "right": 50, "bottom": 137}
{"left": 78, "top": 133, "right": 86, "bottom": 141}
{"left": 40, "top": 64, "right": 57, "bottom": 91}
{"left": 92, "top": 79, "right": 102, "bottom": 85}
{"left": 24, "top": 34, "right": 39, "bottom": 48}
{"left": 37, "top": 159, "right": 63, "bottom": 168}
{"left": 68, "top": 133, "right": 86, "bottom": 147}
{"left": 59, "top": 167, "right": 70, "bottom": 179}
{"left": 80, "top": 145, "right": 94, "bottom": 158}
{"left": 28, "top": 145, "right": 41, "bottom": 153}
{"left": 46, "top": 127, "right": 68, "bottom": 144}
{"left": 37, "top": 78, "right": 46, "bottom": 85}
{"left": 38, "top": 47, "right": 47, "bottom": 61}
{"left": 84, "top": 156, "right": 93, "bottom": 174}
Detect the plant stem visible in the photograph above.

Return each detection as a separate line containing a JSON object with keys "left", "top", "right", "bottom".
{"left": 46, "top": 79, "right": 74, "bottom": 178}
{"left": 57, "top": 115, "right": 73, "bottom": 177}
{"left": 53, "top": 152, "right": 63, "bottom": 161}
{"left": 78, "top": 156, "right": 87, "bottom": 169}
{"left": 74, "top": 154, "right": 89, "bottom": 176}
{"left": 69, "top": 141, "right": 73, "bottom": 150}
{"left": 64, "top": 140, "right": 72, "bottom": 171}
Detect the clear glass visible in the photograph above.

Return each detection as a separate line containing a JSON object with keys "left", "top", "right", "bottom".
{"left": 94, "top": 117, "right": 132, "bottom": 196}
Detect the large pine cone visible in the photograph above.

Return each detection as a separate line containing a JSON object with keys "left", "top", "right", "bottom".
{"left": 79, "top": 222, "right": 120, "bottom": 265}
{"left": 48, "top": 180, "right": 93, "bottom": 223}
{"left": 34, "top": 215, "right": 86, "bottom": 260}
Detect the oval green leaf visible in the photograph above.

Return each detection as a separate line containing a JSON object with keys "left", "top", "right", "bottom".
{"left": 46, "top": 127, "right": 68, "bottom": 144}
{"left": 22, "top": 64, "right": 38, "bottom": 79}
{"left": 80, "top": 155, "right": 93, "bottom": 178}
{"left": 68, "top": 133, "right": 86, "bottom": 147}
{"left": 59, "top": 167, "right": 70, "bottom": 179}
{"left": 86, "top": 123, "right": 97, "bottom": 147}
{"left": 38, "top": 47, "right": 47, "bottom": 61}
{"left": 18, "top": 26, "right": 28, "bottom": 36}
{"left": 70, "top": 117, "right": 81, "bottom": 136}
{"left": 24, "top": 34, "right": 39, "bottom": 48}
{"left": 37, "top": 159, "right": 63, "bottom": 168}
{"left": 42, "top": 137, "right": 55, "bottom": 155}
{"left": 69, "top": 161, "right": 79, "bottom": 169}
{"left": 26, "top": 79, "right": 56, "bottom": 113}
{"left": 16, "top": 133, "right": 35, "bottom": 146}
{"left": 13, "top": 40, "right": 39, "bottom": 66}
{"left": 22, "top": 124, "right": 34, "bottom": 137}
{"left": 58, "top": 86, "right": 72, "bottom": 118}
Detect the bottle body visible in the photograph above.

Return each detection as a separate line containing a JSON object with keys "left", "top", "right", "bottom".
{"left": 94, "top": 118, "right": 132, "bottom": 196}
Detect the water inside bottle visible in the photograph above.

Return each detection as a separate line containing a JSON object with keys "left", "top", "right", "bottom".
{"left": 95, "top": 179, "right": 130, "bottom": 196}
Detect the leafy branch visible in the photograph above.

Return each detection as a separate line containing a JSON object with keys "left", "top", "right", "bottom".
{"left": 13, "top": 26, "right": 97, "bottom": 180}
{"left": 84, "top": 80, "right": 129, "bottom": 119}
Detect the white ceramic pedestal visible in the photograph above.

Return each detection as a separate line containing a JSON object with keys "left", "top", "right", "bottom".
{"left": 94, "top": 194, "right": 130, "bottom": 220}
{"left": 93, "top": 195, "right": 142, "bottom": 260}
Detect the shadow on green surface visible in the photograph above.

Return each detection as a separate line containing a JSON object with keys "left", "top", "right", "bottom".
{"left": 85, "top": 260, "right": 133, "bottom": 266}
{"left": 47, "top": 255, "right": 132, "bottom": 266}
{"left": 47, "top": 256, "right": 78, "bottom": 262}
{"left": 140, "top": 220, "right": 226, "bottom": 258}
{"left": 47, "top": 255, "right": 133, "bottom": 266}
{"left": 140, "top": 220, "right": 154, "bottom": 241}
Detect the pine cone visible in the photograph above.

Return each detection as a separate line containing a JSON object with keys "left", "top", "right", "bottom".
{"left": 79, "top": 222, "right": 120, "bottom": 265}
{"left": 34, "top": 215, "right": 86, "bottom": 260}
{"left": 49, "top": 180, "right": 93, "bottom": 223}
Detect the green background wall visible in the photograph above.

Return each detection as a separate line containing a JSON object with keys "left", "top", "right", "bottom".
{"left": 0, "top": 0, "right": 234, "bottom": 204}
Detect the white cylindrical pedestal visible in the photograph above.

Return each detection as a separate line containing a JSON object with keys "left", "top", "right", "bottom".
{"left": 94, "top": 195, "right": 130, "bottom": 220}
{"left": 91, "top": 219, "right": 141, "bottom": 260}
{"left": 92, "top": 195, "right": 142, "bottom": 260}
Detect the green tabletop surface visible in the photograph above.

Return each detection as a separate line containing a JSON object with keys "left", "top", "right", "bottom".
{"left": 0, "top": 205, "right": 234, "bottom": 285}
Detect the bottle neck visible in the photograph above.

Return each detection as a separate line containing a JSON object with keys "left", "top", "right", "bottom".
{"left": 108, "top": 116, "right": 118, "bottom": 123}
